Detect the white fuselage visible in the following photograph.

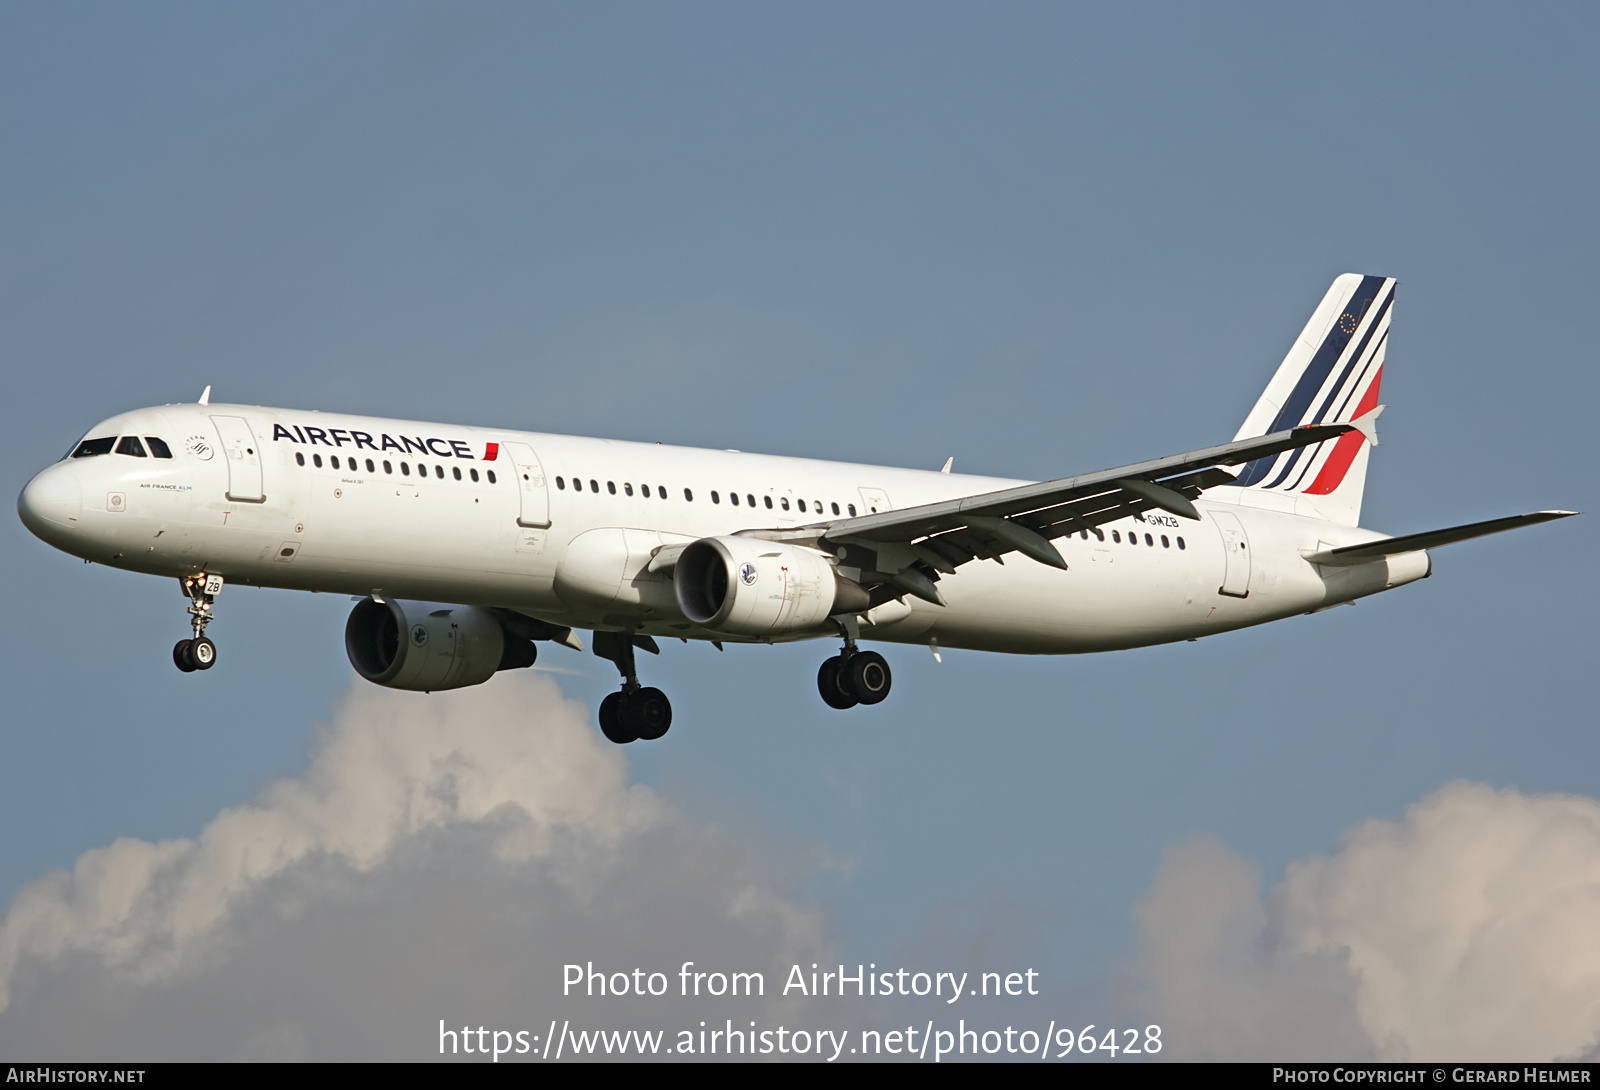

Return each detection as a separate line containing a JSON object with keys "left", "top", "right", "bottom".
{"left": 18, "top": 402, "right": 1427, "bottom": 656}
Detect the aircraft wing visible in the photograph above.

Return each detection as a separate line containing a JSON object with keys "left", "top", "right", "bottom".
{"left": 748, "top": 415, "right": 1378, "bottom": 605}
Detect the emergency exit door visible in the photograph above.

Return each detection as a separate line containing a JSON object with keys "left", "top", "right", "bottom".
{"left": 1212, "top": 509, "right": 1251, "bottom": 598}
{"left": 503, "top": 442, "right": 551, "bottom": 528}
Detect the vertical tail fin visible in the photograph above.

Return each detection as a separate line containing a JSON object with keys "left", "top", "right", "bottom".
{"left": 1233, "top": 273, "right": 1395, "bottom": 525}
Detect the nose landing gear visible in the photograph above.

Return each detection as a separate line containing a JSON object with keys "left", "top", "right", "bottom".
{"left": 173, "top": 573, "right": 223, "bottom": 673}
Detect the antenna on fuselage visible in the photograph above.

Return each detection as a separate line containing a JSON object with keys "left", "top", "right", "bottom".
{"left": 197, "top": 385, "right": 212, "bottom": 405}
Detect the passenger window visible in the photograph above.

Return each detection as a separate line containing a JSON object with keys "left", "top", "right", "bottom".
{"left": 730, "top": 493, "right": 739, "bottom": 506}
{"left": 658, "top": 486, "right": 666, "bottom": 499}
{"left": 366, "top": 459, "right": 376, "bottom": 472}
{"left": 488, "top": 471, "right": 497, "bottom": 484}
{"left": 436, "top": 466, "right": 444, "bottom": 479}
{"left": 831, "top": 502, "right": 840, "bottom": 515}
{"left": 470, "top": 468, "right": 479, "bottom": 482}
{"left": 1094, "top": 529, "right": 1104, "bottom": 541}
{"left": 764, "top": 496, "right": 773, "bottom": 509}
{"left": 748, "top": 494, "right": 756, "bottom": 507}
{"left": 608, "top": 481, "right": 617, "bottom": 495}
{"left": 296, "top": 452, "right": 306, "bottom": 466}
{"left": 639, "top": 483, "right": 648, "bottom": 498}
{"left": 383, "top": 460, "right": 393, "bottom": 474}
{"left": 797, "top": 499, "right": 806, "bottom": 513}
{"left": 71, "top": 437, "right": 115, "bottom": 458}
{"left": 711, "top": 491, "right": 720, "bottom": 504}
{"left": 416, "top": 463, "right": 426, "bottom": 476}
{"left": 556, "top": 476, "right": 565, "bottom": 490}
{"left": 780, "top": 497, "right": 790, "bottom": 511}
{"left": 624, "top": 482, "right": 633, "bottom": 496}
{"left": 1161, "top": 535, "right": 1170, "bottom": 548}
{"left": 145, "top": 436, "right": 173, "bottom": 459}
{"left": 314, "top": 454, "right": 324, "bottom": 468}
{"left": 588, "top": 479, "right": 597, "bottom": 492}
{"left": 400, "top": 462, "right": 409, "bottom": 476}
{"left": 1112, "top": 530, "right": 1121, "bottom": 543}
{"left": 847, "top": 504, "right": 856, "bottom": 516}
{"left": 453, "top": 466, "right": 461, "bottom": 480}
{"left": 1145, "top": 534, "right": 1154, "bottom": 546}
{"left": 684, "top": 488, "right": 693, "bottom": 502}
{"left": 115, "top": 436, "right": 145, "bottom": 456}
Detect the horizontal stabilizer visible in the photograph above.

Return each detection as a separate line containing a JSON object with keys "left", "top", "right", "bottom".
{"left": 1350, "top": 404, "right": 1384, "bottom": 447}
{"left": 1305, "top": 510, "right": 1577, "bottom": 567}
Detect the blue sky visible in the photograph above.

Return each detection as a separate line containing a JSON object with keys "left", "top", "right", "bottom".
{"left": 1, "top": 2, "right": 1595, "bottom": 1060}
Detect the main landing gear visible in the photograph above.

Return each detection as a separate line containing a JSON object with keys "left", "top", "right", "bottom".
{"left": 173, "top": 573, "right": 222, "bottom": 673}
{"left": 816, "top": 630, "right": 893, "bottom": 710}
{"left": 592, "top": 631, "right": 672, "bottom": 745}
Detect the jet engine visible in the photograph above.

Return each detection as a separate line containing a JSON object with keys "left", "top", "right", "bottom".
{"left": 674, "top": 536, "right": 868, "bottom": 637}
{"left": 344, "top": 598, "right": 537, "bottom": 692}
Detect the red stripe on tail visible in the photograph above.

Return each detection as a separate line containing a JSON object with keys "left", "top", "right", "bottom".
{"left": 1304, "top": 366, "right": 1382, "bottom": 496}
{"left": 484, "top": 442, "right": 500, "bottom": 461}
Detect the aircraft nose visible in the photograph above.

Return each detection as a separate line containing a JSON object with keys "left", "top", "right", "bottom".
{"left": 17, "top": 465, "right": 83, "bottom": 540}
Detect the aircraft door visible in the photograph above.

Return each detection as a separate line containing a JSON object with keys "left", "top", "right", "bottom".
{"left": 503, "top": 441, "right": 551, "bottom": 528}
{"left": 1212, "top": 509, "right": 1251, "bottom": 598}
{"left": 858, "top": 487, "right": 892, "bottom": 514}
{"left": 210, "top": 415, "right": 265, "bottom": 502}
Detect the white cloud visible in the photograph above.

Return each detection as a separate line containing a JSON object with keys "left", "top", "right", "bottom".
{"left": 1131, "top": 782, "right": 1600, "bottom": 1061}
{"left": 0, "top": 675, "right": 827, "bottom": 1060}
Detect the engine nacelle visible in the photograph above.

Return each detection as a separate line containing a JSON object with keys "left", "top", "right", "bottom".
{"left": 345, "top": 598, "right": 535, "bottom": 692}
{"left": 674, "top": 536, "right": 865, "bottom": 637}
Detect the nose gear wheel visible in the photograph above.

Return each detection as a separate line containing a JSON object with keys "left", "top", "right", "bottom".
{"left": 173, "top": 637, "right": 217, "bottom": 672}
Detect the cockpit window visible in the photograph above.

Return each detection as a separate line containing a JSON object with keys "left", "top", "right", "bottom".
{"left": 115, "top": 436, "right": 148, "bottom": 457}
{"left": 72, "top": 437, "right": 116, "bottom": 458}
{"left": 145, "top": 436, "right": 173, "bottom": 459}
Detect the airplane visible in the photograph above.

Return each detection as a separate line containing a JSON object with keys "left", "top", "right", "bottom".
{"left": 16, "top": 274, "right": 1575, "bottom": 744}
